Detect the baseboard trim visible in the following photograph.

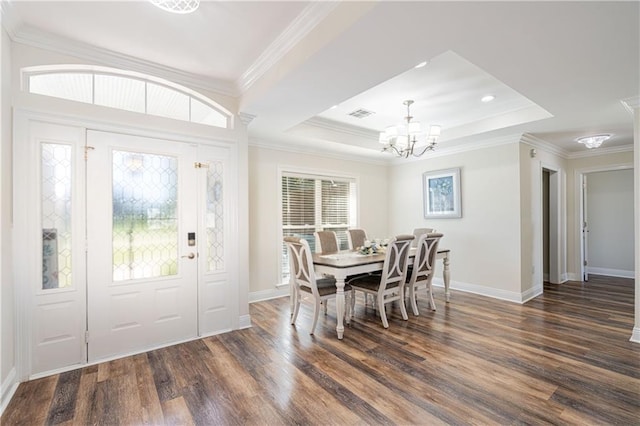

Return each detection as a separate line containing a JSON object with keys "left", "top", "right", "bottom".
{"left": 249, "top": 287, "right": 290, "bottom": 303}
{"left": 587, "top": 267, "right": 635, "bottom": 279}
{"left": 432, "top": 278, "right": 527, "bottom": 304}
{"left": 238, "top": 314, "right": 252, "bottom": 329}
{"left": 631, "top": 327, "right": 640, "bottom": 344}
{"left": 1, "top": 367, "right": 19, "bottom": 416}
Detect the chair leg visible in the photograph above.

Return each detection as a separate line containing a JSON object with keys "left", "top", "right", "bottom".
{"left": 399, "top": 287, "right": 409, "bottom": 321}
{"left": 323, "top": 300, "right": 328, "bottom": 315}
{"left": 310, "top": 297, "right": 321, "bottom": 334}
{"left": 410, "top": 283, "right": 420, "bottom": 316}
{"left": 378, "top": 296, "right": 389, "bottom": 328}
{"left": 427, "top": 282, "right": 437, "bottom": 311}
{"left": 290, "top": 289, "right": 301, "bottom": 325}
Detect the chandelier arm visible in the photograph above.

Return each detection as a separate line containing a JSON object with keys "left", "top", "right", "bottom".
{"left": 411, "top": 143, "right": 437, "bottom": 158}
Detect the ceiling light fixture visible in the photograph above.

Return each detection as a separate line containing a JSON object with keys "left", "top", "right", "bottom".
{"left": 576, "top": 134, "right": 610, "bottom": 149}
{"left": 149, "top": 0, "right": 200, "bottom": 14}
{"left": 481, "top": 94, "right": 495, "bottom": 103}
{"left": 379, "top": 100, "right": 441, "bottom": 158}
{"left": 415, "top": 61, "right": 428, "bottom": 69}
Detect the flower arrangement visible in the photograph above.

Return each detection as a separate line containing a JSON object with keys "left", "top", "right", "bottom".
{"left": 358, "top": 238, "right": 390, "bottom": 255}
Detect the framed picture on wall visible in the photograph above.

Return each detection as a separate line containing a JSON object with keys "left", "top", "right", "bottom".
{"left": 423, "top": 168, "right": 462, "bottom": 218}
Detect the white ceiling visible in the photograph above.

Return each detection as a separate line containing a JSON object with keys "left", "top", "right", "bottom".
{"left": 3, "top": 1, "right": 639, "bottom": 161}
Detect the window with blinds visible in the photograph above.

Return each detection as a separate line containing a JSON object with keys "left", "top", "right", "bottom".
{"left": 281, "top": 173, "right": 356, "bottom": 282}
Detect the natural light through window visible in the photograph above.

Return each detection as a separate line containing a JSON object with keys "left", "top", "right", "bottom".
{"left": 23, "top": 65, "right": 231, "bottom": 129}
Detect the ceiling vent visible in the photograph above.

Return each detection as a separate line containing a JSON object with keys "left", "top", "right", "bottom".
{"left": 347, "top": 108, "right": 375, "bottom": 119}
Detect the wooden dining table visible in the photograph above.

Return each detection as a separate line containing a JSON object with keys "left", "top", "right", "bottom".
{"left": 311, "top": 248, "right": 451, "bottom": 339}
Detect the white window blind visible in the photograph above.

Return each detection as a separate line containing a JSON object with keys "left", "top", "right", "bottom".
{"left": 281, "top": 173, "right": 356, "bottom": 281}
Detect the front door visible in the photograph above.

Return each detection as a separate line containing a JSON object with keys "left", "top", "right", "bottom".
{"left": 86, "top": 130, "right": 199, "bottom": 362}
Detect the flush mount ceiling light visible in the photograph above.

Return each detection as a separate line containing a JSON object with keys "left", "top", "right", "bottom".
{"left": 150, "top": 0, "right": 199, "bottom": 14}
{"left": 576, "top": 134, "right": 611, "bottom": 149}
{"left": 481, "top": 94, "right": 495, "bottom": 103}
{"left": 379, "top": 100, "right": 441, "bottom": 158}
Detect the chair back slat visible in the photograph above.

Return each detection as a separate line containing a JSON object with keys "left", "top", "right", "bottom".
{"left": 410, "top": 232, "right": 443, "bottom": 283}
{"left": 380, "top": 235, "right": 414, "bottom": 290}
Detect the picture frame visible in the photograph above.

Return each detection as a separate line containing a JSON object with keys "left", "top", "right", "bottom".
{"left": 423, "top": 167, "right": 462, "bottom": 219}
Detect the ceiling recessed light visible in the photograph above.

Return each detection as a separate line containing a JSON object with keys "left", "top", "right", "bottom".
{"left": 481, "top": 95, "right": 495, "bottom": 103}
{"left": 330, "top": 105, "right": 339, "bottom": 110}
{"left": 415, "top": 61, "right": 428, "bottom": 69}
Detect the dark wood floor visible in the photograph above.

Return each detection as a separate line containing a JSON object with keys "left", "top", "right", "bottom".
{"left": 3, "top": 275, "right": 639, "bottom": 425}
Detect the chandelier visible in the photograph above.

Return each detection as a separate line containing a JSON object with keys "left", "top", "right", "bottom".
{"left": 379, "top": 100, "right": 441, "bottom": 158}
{"left": 576, "top": 134, "right": 610, "bottom": 149}
{"left": 149, "top": 0, "right": 200, "bottom": 14}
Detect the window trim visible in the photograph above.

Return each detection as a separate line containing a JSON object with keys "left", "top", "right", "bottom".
{"left": 277, "top": 166, "right": 359, "bottom": 285}
{"left": 22, "top": 64, "right": 233, "bottom": 129}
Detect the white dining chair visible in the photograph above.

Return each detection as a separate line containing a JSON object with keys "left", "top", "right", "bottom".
{"left": 406, "top": 232, "right": 443, "bottom": 315}
{"left": 314, "top": 230, "right": 339, "bottom": 254}
{"left": 284, "top": 236, "right": 351, "bottom": 334}
{"left": 411, "top": 227, "right": 435, "bottom": 247}
{"left": 349, "top": 234, "right": 414, "bottom": 328}
{"left": 347, "top": 228, "right": 368, "bottom": 250}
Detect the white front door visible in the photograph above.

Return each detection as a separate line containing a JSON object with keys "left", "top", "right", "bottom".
{"left": 86, "top": 130, "right": 199, "bottom": 362}
{"left": 20, "top": 118, "right": 238, "bottom": 376}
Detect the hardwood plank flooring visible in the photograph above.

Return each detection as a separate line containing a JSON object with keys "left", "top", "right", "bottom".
{"left": 3, "top": 275, "right": 639, "bottom": 425}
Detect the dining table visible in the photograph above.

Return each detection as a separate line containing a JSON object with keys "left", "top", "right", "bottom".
{"left": 311, "top": 248, "right": 451, "bottom": 339}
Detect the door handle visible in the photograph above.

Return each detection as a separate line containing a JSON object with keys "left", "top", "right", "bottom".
{"left": 181, "top": 253, "right": 196, "bottom": 259}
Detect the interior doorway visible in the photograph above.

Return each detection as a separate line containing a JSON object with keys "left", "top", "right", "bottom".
{"left": 579, "top": 167, "right": 634, "bottom": 281}
{"left": 542, "top": 167, "right": 561, "bottom": 284}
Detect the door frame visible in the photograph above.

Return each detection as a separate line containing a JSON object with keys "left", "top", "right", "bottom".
{"left": 575, "top": 163, "right": 634, "bottom": 282}
{"left": 14, "top": 109, "right": 240, "bottom": 380}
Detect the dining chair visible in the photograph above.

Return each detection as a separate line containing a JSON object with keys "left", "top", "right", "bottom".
{"left": 347, "top": 228, "right": 368, "bottom": 250}
{"left": 406, "top": 232, "right": 443, "bottom": 315}
{"left": 314, "top": 230, "right": 339, "bottom": 254}
{"left": 284, "top": 236, "right": 351, "bottom": 334}
{"left": 349, "top": 234, "right": 414, "bottom": 328}
{"left": 411, "top": 227, "right": 435, "bottom": 247}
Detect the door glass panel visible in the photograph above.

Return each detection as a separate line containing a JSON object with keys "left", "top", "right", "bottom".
{"left": 41, "top": 143, "right": 73, "bottom": 289}
{"left": 206, "top": 161, "right": 224, "bottom": 272}
{"left": 112, "top": 150, "right": 178, "bottom": 281}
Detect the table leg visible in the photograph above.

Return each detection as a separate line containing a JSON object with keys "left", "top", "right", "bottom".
{"left": 443, "top": 252, "right": 451, "bottom": 302}
{"left": 335, "top": 277, "right": 345, "bottom": 339}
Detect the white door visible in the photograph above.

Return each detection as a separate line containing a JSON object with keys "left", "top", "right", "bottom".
{"left": 86, "top": 130, "right": 199, "bottom": 362}
{"left": 582, "top": 174, "right": 589, "bottom": 282}
{"left": 22, "top": 121, "right": 87, "bottom": 375}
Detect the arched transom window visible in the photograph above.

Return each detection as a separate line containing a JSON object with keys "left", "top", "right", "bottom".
{"left": 22, "top": 65, "right": 232, "bottom": 129}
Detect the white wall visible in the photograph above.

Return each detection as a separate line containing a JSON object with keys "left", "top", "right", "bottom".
{"left": 388, "top": 140, "right": 525, "bottom": 301}
{"left": 1, "top": 25, "right": 16, "bottom": 413}
{"left": 586, "top": 169, "right": 634, "bottom": 276}
{"left": 248, "top": 145, "right": 388, "bottom": 299}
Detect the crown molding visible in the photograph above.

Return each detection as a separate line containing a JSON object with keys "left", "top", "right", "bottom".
{"left": 9, "top": 24, "right": 239, "bottom": 98}
{"left": 521, "top": 133, "right": 570, "bottom": 159}
{"left": 566, "top": 144, "right": 633, "bottom": 160}
{"left": 248, "top": 138, "right": 389, "bottom": 167}
{"left": 236, "top": 1, "right": 339, "bottom": 94}
{"left": 238, "top": 112, "right": 256, "bottom": 127}
{"left": 621, "top": 96, "right": 640, "bottom": 114}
